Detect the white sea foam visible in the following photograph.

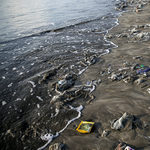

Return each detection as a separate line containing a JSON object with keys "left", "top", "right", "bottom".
{"left": 15, "top": 98, "right": 21, "bottom": 101}
{"left": 19, "top": 72, "right": 23, "bottom": 75}
{"left": 37, "top": 132, "right": 59, "bottom": 150}
{"left": 12, "top": 67, "right": 17, "bottom": 70}
{"left": 53, "top": 108, "right": 59, "bottom": 117}
{"left": 2, "top": 101, "right": 7, "bottom": 106}
{"left": 31, "top": 63, "right": 34, "bottom": 66}
{"left": 30, "top": 88, "right": 33, "bottom": 93}
{"left": 2, "top": 76, "right": 6, "bottom": 79}
{"left": 37, "top": 105, "right": 83, "bottom": 150}
{"left": 28, "top": 81, "right": 36, "bottom": 88}
{"left": 36, "top": 96, "right": 43, "bottom": 101}
{"left": 59, "top": 105, "right": 83, "bottom": 133}
{"left": 8, "top": 83, "right": 13, "bottom": 88}
{"left": 37, "top": 104, "right": 40, "bottom": 109}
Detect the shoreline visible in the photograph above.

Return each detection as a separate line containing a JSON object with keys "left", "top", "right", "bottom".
{"left": 1, "top": 1, "right": 150, "bottom": 150}
{"left": 50, "top": 1, "right": 150, "bottom": 150}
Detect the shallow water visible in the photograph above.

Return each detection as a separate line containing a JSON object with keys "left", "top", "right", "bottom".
{"left": 0, "top": 0, "right": 121, "bottom": 149}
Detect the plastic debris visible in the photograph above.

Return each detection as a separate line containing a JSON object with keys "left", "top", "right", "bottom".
{"left": 118, "top": 67, "right": 130, "bottom": 71}
{"left": 49, "top": 143, "right": 65, "bottom": 150}
{"left": 137, "top": 67, "right": 150, "bottom": 74}
{"left": 111, "top": 112, "right": 128, "bottom": 130}
{"left": 109, "top": 72, "right": 124, "bottom": 81}
{"left": 131, "top": 28, "right": 139, "bottom": 34}
{"left": 135, "top": 77, "right": 143, "bottom": 85}
{"left": 133, "top": 56, "right": 142, "bottom": 60}
{"left": 125, "top": 146, "right": 135, "bottom": 150}
{"left": 147, "top": 88, "right": 150, "bottom": 94}
{"left": 76, "top": 121, "right": 94, "bottom": 133}
{"left": 101, "top": 130, "right": 108, "bottom": 137}
{"left": 115, "top": 143, "right": 126, "bottom": 150}
{"left": 87, "top": 81, "right": 90, "bottom": 85}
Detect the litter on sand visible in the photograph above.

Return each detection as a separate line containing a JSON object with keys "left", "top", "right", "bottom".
{"left": 115, "top": 143, "right": 135, "bottom": 150}
{"left": 76, "top": 121, "right": 94, "bottom": 133}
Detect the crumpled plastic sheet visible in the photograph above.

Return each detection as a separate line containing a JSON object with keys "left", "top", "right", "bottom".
{"left": 111, "top": 112, "right": 128, "bottom": 130}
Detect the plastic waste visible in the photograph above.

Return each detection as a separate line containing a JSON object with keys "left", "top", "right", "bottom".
{"left": 58, "top": 79, "right": 66, "bottom": 85}
{"left": 133, "top": 56, "right": 142, "bottom": 60}
{"left": 118, "top": 67, "right": 130, "bottom": 71}
{"left": 147, "top": 88, "right": 150, "bottom": 94}
{"left": 125, "top": 146, "right": 135, "bottom": 150}
{"left": 135, "top": 77, "right": 143, "bottom": 85}
{"left": 111, "top": 112, "right": 128, "bottom": 130}
{"left": 76, "top": 121, "right": 94, "bottom": 133}
{"left": 49, "top": 143, "right": 65, "bottom": 150}
{"left": 101, "top": 130, "right": 108, "bottom": 137}
{"left": 115, "top": 143, "right": 126, "bottom": 150}
{"left": 87, "top": 81, "right": 90, "bottom": 85}
{"left": 137, "top": 67, "right": 149, "bottom": 74}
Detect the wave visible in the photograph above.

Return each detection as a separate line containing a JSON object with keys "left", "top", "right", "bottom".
{"left": 0, "top": 13, "right": 116, "bottom": 45}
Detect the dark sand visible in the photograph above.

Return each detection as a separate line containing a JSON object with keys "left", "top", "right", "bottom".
{"left": 1, "top": 1, "right": 150, "bottom": 150}
{"left": 48, "top": 1, "right": 150, "bottom": 150}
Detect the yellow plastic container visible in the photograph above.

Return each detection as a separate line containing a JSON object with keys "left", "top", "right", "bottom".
{"left": 76, "top": 121, "right": 94, "bottom": 133}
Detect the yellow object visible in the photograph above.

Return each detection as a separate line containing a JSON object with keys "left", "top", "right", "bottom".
{"left": 76, "top": 121, "right": 94, "bottom": 133}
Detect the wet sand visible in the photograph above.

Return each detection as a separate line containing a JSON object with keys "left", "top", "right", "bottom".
{"left": 1, "top": 1, "right": 150, "bottom": 150}
{"left": 49, "top": 1, "right": 150, "bottom": 150}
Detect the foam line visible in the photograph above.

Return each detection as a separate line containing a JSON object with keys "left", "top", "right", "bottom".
{"left": 28, "top": 81, "right": 36, "bottom": 88}
{"left": 59, "top": 105, "right": 83, "bottom": 133}
{"left": 37, "top": 132, "right": 59, "bottom": 150}
{"left": 37, "top": 105, "right": 83, "bottom": 150}
{"left": 78, "top": 66, "right": 88, "bottom": 76}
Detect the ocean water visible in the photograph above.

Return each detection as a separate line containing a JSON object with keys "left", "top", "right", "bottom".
{"left": 0, "top": 0, "right": 120, "bottom": 149}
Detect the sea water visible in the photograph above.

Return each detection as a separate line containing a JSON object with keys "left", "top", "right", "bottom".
{"left": 0, "top": 0, "right": 120, "bottom": 149}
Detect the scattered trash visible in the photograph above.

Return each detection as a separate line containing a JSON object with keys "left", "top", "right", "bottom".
{"left": 115, "top": 143, "right": 126, "bottom": 150}
{"left": 115, "top": 143, "right": 135, "bottom": 150}
{"left": 118, "top": 67, "right": 130, "bottom": 71}
{"left": 147, "top": 88, "right": 150, "bottom": 94}
{"left": 111, "top": 112, "right": 128, "bottom": 130}
{"left": 133, "top": 56, "right": 142, "bottom": 60}
{"left": 56, "top": 74, "right": 77, "bottom": 92}
{"left": 125, "top": 146, "right": 135, "bottom": 150}
{"left": 109, "top": 72, "right": 125, "bottom": 81}
{"left": 49, "top": 143, "right": 65, "bottom": 150}
{"left": 131, "top": 28, "right": 139, "bottom": 34}
{"left": 76, "top": 121, "right": 94, "bottom": 133}
{"left": 87, "top": 81, "right": 90, "bottom": 85}
{"left": 101, "top": 130, "right": 109, "bottom": 137}
{"left": 137, "top": 67, "right": 150, "bottom": 74}
{"left": 135, "top": 77, "right": 143, "bottom": 85}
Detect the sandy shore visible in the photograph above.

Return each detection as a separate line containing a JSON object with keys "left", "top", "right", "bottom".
{"left": 48, "top": 1, "right": 150, "bottom": 150}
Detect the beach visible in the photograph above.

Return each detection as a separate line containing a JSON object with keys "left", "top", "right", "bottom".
{"left": 1, "top": 0, "right": 150, "bottom": 150}
{"left": 48, "top": 1, "right": 150, "bottom": 150}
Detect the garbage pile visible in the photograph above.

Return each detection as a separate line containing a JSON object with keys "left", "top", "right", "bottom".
{"left": 100, "top": 58, "right": 150, "bottom": 94}
{"left": 50, "top": 74, "right": 101, "bottom": 105}
{"left": 106, "top": 26, "right": 150, "bottom": 42}
{"left": 115, "top": 0, "right": 128, "bottom": 11}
